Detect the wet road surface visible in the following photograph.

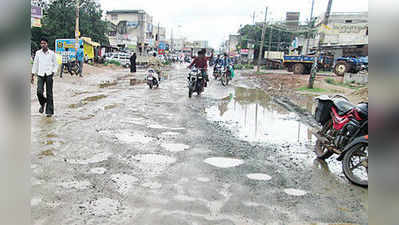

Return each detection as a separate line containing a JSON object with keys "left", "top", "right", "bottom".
{"left": 31, "top": 64, "right": 367, "bottom": 225}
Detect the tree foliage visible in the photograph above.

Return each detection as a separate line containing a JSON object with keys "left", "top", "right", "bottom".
{"left": 31, "top": 0, "right": 109, "bottom": 50}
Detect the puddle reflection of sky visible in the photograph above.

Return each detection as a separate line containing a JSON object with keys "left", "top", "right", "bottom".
{"left": 207, "top": 87, "right": 316, "bottom": 145}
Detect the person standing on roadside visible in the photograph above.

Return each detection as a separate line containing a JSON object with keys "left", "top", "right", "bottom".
{"left": 130, "top": 52, "right": 136, "bottom": 73}
{"left": 60, "top": 48, "right": 73, "bottom": 77}
{"left": 76, "top": 45, "right": 84, "bottom": 77}
{"left": 31, "top": 37, "right": 58, "bottom": 117}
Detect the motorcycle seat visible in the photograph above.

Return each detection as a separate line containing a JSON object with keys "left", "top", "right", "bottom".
{"left": 334, "top": 99, "right": 355, "bottom": 116}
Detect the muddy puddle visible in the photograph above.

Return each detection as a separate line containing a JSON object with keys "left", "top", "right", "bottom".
{"left": 206, "top": 87, "right": 316, "bottom": 146}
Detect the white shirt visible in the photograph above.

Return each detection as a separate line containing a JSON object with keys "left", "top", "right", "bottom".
{"left": 32, "top": 49, "right": 58, "bottom": 76}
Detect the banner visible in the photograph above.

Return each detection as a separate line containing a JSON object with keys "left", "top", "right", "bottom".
{"left": 31, "top": 17, "right": 41, "bottom": 28}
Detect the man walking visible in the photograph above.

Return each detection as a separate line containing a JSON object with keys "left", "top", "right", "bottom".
{"left": 76, "top": 45, "right": 84, "bottom": 77}
{"left": 31, "top": 37, "right": 58, "bottom": 117}
{"left": 130, "top": 52, "right": 136, "bottom": 73}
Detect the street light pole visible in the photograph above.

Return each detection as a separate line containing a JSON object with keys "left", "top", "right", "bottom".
{"left": 257, "top": 6, "right": 268, "bottom": 72}
{"left": 75, "top": 0, "right": 79, "bottom": 51}
{"left": 305, "top": 0, "right": 315, "bottom": 55}
{"left": 308, "top": 0, "right": 333, "bottom": 88}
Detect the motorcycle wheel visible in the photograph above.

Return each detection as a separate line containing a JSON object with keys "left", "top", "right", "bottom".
{"left": 342, "top": 142, "right": 368, "bottom": 187}
{"left": 188, "top": 84, "right": 193, "bottom": 98}
{"left": 315, "top": 119, "right": 334, "bottom": 160}
{"left": 221, "top": 73, "right": 227, "bottom": 86}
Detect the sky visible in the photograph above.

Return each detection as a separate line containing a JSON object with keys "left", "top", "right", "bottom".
{"left": 99, "top": 0, "right": 368, "bottom": 48}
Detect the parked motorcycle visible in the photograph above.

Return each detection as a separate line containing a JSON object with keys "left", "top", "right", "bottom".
{"left": 146, "top": 69, "right": 159, "bottom": 89}
{"left": 313, "top": 94, "right": 368, "bottom": 187}
{"left": 187, "top": 67, "right": 205, "bottom": 98}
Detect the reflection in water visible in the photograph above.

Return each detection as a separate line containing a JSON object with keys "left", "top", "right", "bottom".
{"left": 208, "top": 87, "right": 315, "bottom": 145}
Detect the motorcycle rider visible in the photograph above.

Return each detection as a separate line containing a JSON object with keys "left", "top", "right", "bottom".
{"left": 213, "top": 54, "right": 223, "bottom": 76}
{"left": 222, "top": 53, "right": 233, "bottom": 80}
{"left": 148, "top": 52, "right": 162, "bottom": 83}
{"left": 188, "top": 49, "right": 213, "bottom": 87}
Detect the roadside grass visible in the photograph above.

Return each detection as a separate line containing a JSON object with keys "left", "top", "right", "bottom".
{"left": 324, "top": 77, "right": 364, "bottom": 90}
{"left": 297, "top": 86, "right": 329, "bottom": 93}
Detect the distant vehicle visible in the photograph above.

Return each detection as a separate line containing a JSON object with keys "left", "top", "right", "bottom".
{"left": 105, "top": 52, "right": 131, "bottom": 67}
{"left": 333, "top": 56, "right": 368, "bottom": 76}
{"left": 282, "top": 55, "right": 334, "bottom": 74}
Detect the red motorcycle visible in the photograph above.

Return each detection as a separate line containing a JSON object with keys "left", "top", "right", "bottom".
{"left": 314, "top": 95, "right": 368, "bottom": 187}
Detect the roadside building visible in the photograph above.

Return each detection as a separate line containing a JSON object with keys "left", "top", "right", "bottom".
{"left": 106, "top": 10, "right": 154, "bottom": 54}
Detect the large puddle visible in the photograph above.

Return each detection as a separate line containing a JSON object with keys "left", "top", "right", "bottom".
{"left": 206, "top": 87, "right": 316, "bottom": 145}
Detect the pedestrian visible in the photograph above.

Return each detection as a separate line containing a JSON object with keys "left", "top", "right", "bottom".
{"left": 31, "top": 37, "right": 58, "bottom": 117}
{"left": 76, "top": 45, "right": 84, "bottom": 77}
{"left": 60, "top": 48, "right": 73, "bottom": 77}
{"left": 130, "top": 52, "right": 136, "bottom": 73}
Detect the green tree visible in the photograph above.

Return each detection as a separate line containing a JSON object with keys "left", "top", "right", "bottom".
{"left": 32, "top": 0, "right": 108, "bottom": 50}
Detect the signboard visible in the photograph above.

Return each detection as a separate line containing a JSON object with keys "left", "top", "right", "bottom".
{"left": 31, "top": 6, "right": 42, "bottom": 18}
{"left": 31, "top": 17, "right": 41, "bottom": 28}
{"left": 158, "top": 49, "right": 165, "bottom": 55}
{"left": 55, "top": 39, "right": 84, "bottom": 54}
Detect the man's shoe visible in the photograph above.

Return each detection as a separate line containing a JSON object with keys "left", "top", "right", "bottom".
{"left": 46, "top": 114, "right": 53, "bottom": 117}
{"left": 39, "top": 104, "right": 45, "bottom": 113}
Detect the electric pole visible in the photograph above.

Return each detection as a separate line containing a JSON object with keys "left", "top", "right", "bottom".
{"left": 257, "top": 7, "right": 268, "bottom": 72}
{"left": 267, "top": 24, "right": 273, "bottom": 59}
{"left": 305, "top": 0, "right": 315, "bottom": 55}
{"left": 75, "top": 0, "right": 79, "bottom": 51}
{"left": 308, "top": 0, "right": 333, "bottom": 88}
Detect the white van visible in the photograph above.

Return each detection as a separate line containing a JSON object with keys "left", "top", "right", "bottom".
{"left": 105, "top": 52, "right": 131, "bottom": 67}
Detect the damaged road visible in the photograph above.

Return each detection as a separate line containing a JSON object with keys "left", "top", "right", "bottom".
{"left": 31, "top": 64, "right": 367, "bottom": 225}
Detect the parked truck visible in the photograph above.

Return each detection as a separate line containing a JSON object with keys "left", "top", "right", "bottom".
{"left": 283, "top": 55, "right": 334, "bottom": 74}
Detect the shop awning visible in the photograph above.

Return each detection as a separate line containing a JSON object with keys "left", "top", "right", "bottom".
{"left": 81, "top": 37, "right": 100, "bottom": 47}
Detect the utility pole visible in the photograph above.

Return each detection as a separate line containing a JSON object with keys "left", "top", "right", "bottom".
{"left": 257, "top": 6, "right": 268, "bottom": 72}
{"left": 308, "top": 0, "right": 333, "bottom": 88}
{"left": 75, "top": 0, "right": 79, "bottom": 51}
{"left": 305, "top": 0, "right": 315, "bottom": 55}
{"left": 267, "top": 24, "right": 273, "bottom": 59}
{"left": 171, "top": 28, "right": 174, "bottom": 52}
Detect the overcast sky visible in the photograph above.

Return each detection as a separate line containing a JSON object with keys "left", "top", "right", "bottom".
{"left": 99, "top": 0, "right": 368, "bottom": 48}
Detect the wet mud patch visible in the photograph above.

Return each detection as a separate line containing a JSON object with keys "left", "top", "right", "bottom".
{"left": 38, "top": 149, "right": 55, "bottom": 158}
{"left": 68, "top": 94, "right": 107, "bottom": 109}
{"left": 104, "top": 104, "right": 119, "bottom": 110}
{"left": 79, "top": 114, "right": 95, "bottom": 120}
{"left": 99, "top": 80, "right": 118, "bottom": 88}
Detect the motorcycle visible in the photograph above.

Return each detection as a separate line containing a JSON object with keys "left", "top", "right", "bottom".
{"left": 145, "top": 69, "right": 159, "bottom": 89}
{"left": 220, "top": 64, "right": 233, "bottom": 86}
{"left": 313, "top": 94, "right": 368, "bottom": 187}
{"left": 187, "top": 67, "right": 205, "bottom": 98}
{"left": 213, "top": 63, "right": 223, "bottom": 80}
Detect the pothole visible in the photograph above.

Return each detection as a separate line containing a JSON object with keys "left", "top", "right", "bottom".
{"left": 204, "top": 157, "right": 244, "bottom": 168}
{"left": 161, "top": 143, "right": 190, "bottom": 152}
{"left": 132, "top": 154, "right": 176, "bottom": 165}
{"left": 89, "top": 167, "right": 107, "bottom": 174}
{"left": 246, "top": 173, "right": 272, "bottom": 181}
{"left": 284, "top": 188, "right": 307, "bottom": 196}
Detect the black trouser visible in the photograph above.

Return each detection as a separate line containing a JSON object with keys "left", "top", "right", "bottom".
{"left": 61, "top": 62, "right": 72, "bottom": 75}
{"left": 37, "top": 74, "right": 54, "bottom": 115}
{"left": 130, "top": 62, "right": 136, "bottom": 72}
